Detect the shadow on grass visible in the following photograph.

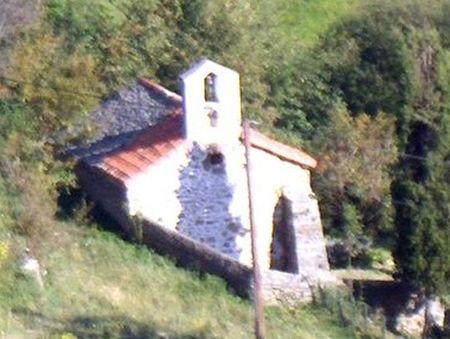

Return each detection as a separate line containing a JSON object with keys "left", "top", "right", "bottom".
{"left": 13, "top": 307, "right": 211, "bottom": 339}
{"left": 57, "top": 186, "right": 127, "bottom": 236}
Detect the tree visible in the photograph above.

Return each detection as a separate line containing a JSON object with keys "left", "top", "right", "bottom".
{"left": 393, "top": 180, "right": 449, "bottom": 294}
{"left": 316, "top": 0, "right": 450, "bottom": 294}
{"left": 3, "top": 33, "right": 104, "bottom": 136}
{"left": 313, "top": 107, "right": 397, "bottom": 239}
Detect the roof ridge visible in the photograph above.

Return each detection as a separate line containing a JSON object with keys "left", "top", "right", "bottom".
{"left": 247, "top": 128, "right": 317, "bottom": 169}
{"left": 138, "top": 77, "right": 182, "bottom": 106}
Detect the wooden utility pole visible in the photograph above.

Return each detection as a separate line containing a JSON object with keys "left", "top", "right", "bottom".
{"left": 243, "top": 119, "right": 266, "bottom": 339}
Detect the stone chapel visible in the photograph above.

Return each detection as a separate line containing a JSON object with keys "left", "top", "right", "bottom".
{"left": 70, "top": 59, "right": 334, "bottom": 297}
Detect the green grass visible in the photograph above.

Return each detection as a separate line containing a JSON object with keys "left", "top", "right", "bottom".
{"left": 0, "top": 222, "right": 357, "bottom": 338}
{"left": 277, "top": 0, "right": 361, "bottom": 47}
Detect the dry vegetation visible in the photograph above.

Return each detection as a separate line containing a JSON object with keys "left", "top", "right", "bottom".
{"left": 0, "top": 0, "right": 42, "bottom": 40}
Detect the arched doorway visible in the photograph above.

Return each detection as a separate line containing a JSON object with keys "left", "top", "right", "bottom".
{"left": 269, "top": 195, "right": 299, "bottom": 273}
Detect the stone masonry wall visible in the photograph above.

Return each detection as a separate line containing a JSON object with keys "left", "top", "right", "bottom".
{"left": 74, "top": 163, "right": 328, "bottom": 303}
{"left": 176, "top": 143, "right": 251, "bottom": 262}
{"left": 139, "top": 219, "right": 254, "bottom": 298}
{"left": 126, "top": 141, "right": 331, "bottom": 276}
{"left": 284, "top": 189, "right": 330, "bottom": 273}
{"left": 127, "top": 141, "right": 252, "bottom": 264}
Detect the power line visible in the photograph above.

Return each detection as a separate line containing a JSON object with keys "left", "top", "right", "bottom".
{"left": 399, "top": 153, "right": 450, "bottom": 167}
{"left": 398, "top": 153, "right": 446, "bottom": 161}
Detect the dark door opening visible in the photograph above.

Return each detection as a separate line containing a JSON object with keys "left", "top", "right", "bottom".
{"left": 270, "top": 195, "right": 298, "bottom": 273}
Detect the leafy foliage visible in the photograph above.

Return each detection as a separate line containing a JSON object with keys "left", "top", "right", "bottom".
{"left": 316, "top": 0, "right": 450, "bottom": 293}
{"left": 393, "top": 181, "right": 449, "bottom": 293}
{"left": 313, "top": 108, "right": 397, "bottom": 238}
{"left": 6, "top": 34, "right": 104, "bottom": 134}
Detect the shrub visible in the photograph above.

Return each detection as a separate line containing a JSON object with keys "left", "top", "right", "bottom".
{"left": 315, "top": 287, "right": 388, "bottom": 338}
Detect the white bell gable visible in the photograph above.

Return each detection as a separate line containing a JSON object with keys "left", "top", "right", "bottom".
{"left": 180, "top": 59, "right": 242, "bottom": 146}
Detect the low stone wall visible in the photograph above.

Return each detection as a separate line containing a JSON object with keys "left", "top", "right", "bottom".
{"left": 261, "top": 270, "right": 313, "bottom": 304}
{"left": 139, "top": 218, "right": 253, "bottom": 298}
{"left": 137, "top": 219, "right": 319, "bottom": 304}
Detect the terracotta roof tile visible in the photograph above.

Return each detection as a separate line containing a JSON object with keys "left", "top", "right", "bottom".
{"left": 66, "top": 79, "right": 182, "bottom": 161}
{"left": 101, "top": 164, "right": 129, "bottom": 182}
{"left": 135, "top": 148, "right": 160, "bottom": 163}
{"left": 103, "top": 156, "right": 141, "bottom": 176}
{"left": 99, "top": 111, "right": 185, "bottom": 182}
{"left": 116, "top": 153, "right": 148, "bottom": 171}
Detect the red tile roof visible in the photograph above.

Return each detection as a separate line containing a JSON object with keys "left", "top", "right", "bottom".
{"left": 94, "top": 79, "right": 317, "bottom": 184}
{"left": 99, "top": 110, "right": 185, "bottom": 182}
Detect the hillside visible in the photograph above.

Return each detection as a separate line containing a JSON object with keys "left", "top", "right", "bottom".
{"left": 1, "top": 221, "right": 356, "bottom": 338}
{"left": 0, "top": 0, "right": 449, "bottom": 337}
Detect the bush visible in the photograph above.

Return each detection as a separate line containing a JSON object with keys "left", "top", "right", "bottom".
{"left": 315, "top": 287, "right": 388, "bottom": 338}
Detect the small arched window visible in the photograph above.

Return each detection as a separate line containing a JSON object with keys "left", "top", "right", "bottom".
{"left": 202, "top": 144, "right": 225, "bottom": 172}
{"left": 207, "top": 151, "right": 224, "bottom": 166}
{"left": 204, "top": 73, "right": 218, "bottom": 102}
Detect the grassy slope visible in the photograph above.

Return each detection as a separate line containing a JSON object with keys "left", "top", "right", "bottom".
{"left": 0, "top": 223, "right": 355, "bottom": 338}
